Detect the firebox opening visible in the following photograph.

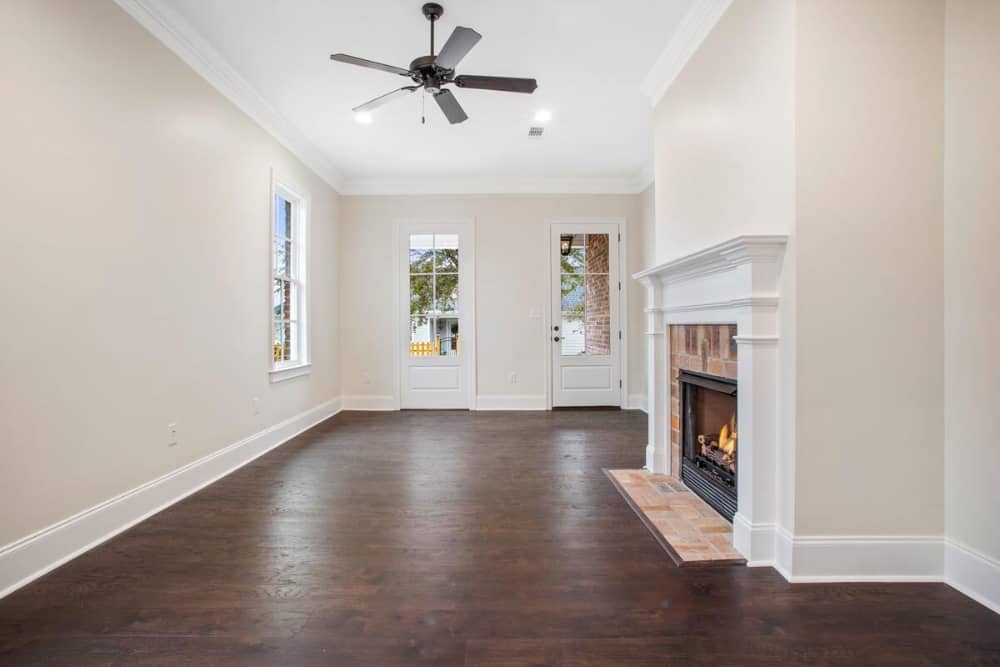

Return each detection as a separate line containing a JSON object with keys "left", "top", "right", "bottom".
{"left": 679, "top": 370, "right": 737, "bottom": 522}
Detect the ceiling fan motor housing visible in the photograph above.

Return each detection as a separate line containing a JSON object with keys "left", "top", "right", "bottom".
{"left": 409, "top": 55, "right": 451, "bottom": 92}
{"left": 422, "top": 3, "right": 444, "bottom": 21}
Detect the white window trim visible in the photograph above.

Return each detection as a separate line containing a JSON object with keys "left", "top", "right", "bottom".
{"left": 269, "top": 174, "right": 311, "bottom": 383}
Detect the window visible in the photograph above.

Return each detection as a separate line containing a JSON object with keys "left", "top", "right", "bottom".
{"left": 270, "top": 181, "right": 309, "bottom": 381}
{"left": 409, "top": 233, "right": 460, "bottom": 357}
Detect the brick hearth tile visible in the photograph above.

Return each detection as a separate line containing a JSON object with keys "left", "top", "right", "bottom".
{"left": 607, "top": 469, "right": 743, "bottom": 566}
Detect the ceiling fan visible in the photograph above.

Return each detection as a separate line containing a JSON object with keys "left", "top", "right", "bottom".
{"left": 329, "top": 2, "right": 538, "bottom": 124}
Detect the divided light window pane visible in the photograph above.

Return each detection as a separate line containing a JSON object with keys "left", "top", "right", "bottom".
{"left": 274, "top": 196, "right": 290, "bottom": 239}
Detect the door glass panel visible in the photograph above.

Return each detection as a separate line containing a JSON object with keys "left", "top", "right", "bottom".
{"left": 408, "top": 316, "right": 461, "bottom": 357}
{"left": 585, "top": 233, "right": 609, "bottom": 273}
{"left": 410, "top": 316, "right": 435, "bottom": 356}
{"left": 410, "top": 275, "right": 433, "bottom": 315}
{"left": 584, "top": 273, "right": 611, "bottom": 354}
{"left": 560, "top": 274, "right": 584, "bottom": 312}
{"left": 560, "top": 315, "right": 585, "bottom": 355}
{"left": 559, "top": 233, "right": 610, "bottom": 356}
{"left": 409, "top": 234, "right": 435, "bottom": 273}
{"left": 436, "top": 273, "right": 459, "bottom": 313}
{"left": 409, "top": 233, "right": 460, "bottom": 357}
{"left": 435, "top": 234, "right": 459, "bottom": 271}
{"left": 437, "top": 317, "right": 459, "bottom": 357}
{"left": 560, "top": 234, "right": 585, "bottom": 274}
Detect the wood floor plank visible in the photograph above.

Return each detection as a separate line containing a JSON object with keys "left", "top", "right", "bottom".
{"left": 0, "top": 410, "right": 997, "bottom": 665}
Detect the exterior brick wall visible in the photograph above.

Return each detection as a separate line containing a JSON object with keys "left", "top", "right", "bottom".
{"left": 584, "top": 234, "right": 611, "bottom": 355}
{"left": 669, "top": 324, "right": 738, "bottom": 476}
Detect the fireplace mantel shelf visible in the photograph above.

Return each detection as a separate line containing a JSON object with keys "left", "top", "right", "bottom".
{"left": 633, "top": 235, "right": 788, "bottom": 285}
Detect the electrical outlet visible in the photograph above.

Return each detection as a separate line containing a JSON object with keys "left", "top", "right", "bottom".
{"left": 362, "top": 372, "right": 372, "bottom": 386}
{"left": 252, "top": 397, "right": 260, "bottom": 416}
{"left": 167, "top": 423, "right": 178, "bottom": 447}
{"left": 509, "top": 372, "right": 518, "bottom": 385}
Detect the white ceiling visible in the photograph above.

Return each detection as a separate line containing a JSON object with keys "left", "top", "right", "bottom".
{"left": 142, "top": 0, "right": 696, "bottom": 193}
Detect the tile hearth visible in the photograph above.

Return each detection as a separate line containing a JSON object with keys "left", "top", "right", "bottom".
{"left": 605, "top": 469, "right": 744, "bottom": 565}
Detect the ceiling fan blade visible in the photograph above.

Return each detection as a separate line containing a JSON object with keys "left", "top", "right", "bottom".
{"left": 434, "top": 27, "right": 482, "bottom": 70}
{"left": 330, "top": 53, "right": 411, "bottom": 77}
{"left": 434, "top": 89, "right": 468, "bottom": 124}
{"left": 454, "top": 75, "right": 537, "bottom": 94}
{"left": 352, "top": 86, "right": 419, "bottom": 113}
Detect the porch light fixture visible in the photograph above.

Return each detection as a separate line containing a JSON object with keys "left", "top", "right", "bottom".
{"left": 560, "top": 234, "right": 573, "bottom": 256}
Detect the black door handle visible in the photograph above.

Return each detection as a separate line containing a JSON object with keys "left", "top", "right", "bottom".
{"left": 553, "top": 336, "right": 561, "bottom": 342}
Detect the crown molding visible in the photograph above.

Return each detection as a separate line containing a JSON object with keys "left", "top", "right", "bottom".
{"left": 640, "top": 0, "right": 733, "bottom": 107}
{"left": 340, "top": 173, "right": 650, "bottom": 196}
{"left": 113, "top": 0, "right": 346, "bottom": 192}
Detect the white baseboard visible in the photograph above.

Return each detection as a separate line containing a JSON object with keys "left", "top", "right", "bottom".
{"left": 945, "top": 538, "right": 1000, "bottom": 614}
{"left": 475, "top": 394, "right": 547, "bottom": 411}
{"left": 772, "top": 529, "right": 944, "bottom": 583}
{"left": 0, "top": 398, "right": 342, "bottom": 599}
{"left": 626, "top": 393, "right": 648, "bottom": 412}
{"left": 341, "top": 394, "right": 397, "bottom": 410}
{"left": 733, "top": 513, "right": 777, "bottom": 564}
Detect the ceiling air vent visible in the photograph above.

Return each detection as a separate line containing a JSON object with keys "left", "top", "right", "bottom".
{"left": 528, "top": 126, "right": 544, "bottom": 137}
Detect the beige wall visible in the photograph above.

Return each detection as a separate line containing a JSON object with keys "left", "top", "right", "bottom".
{"left": 944, "top": 0, "right": 1000, "bottom": 560}
{"left": 794, "top": 0, "right": 945, "bottom": 536}
{"left": 339, "top": 194, "right": 647, "bottom": 404}
{"left": 0, "top": 0, "right": 340, "bottom": 546}
{"left": 652, "top": 0, "right": 795, "bottom": 264}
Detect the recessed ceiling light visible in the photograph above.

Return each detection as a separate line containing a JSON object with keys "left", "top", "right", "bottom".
{"left": 354, "top": 111, "right": 373, "bottom": 125}
{"left": 534, "top": 109, "right": 552, "bottom": 124}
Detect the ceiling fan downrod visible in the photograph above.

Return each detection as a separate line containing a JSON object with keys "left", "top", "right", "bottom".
{"left": 423, "top": 3, "right": 444, "bottom": 56}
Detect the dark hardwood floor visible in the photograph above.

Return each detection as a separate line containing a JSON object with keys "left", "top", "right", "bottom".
{"left": 0, "top": 410, "right": 997, "bottom": 665}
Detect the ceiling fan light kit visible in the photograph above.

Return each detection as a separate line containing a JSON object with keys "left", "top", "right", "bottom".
{"left": 329, "top": 2, "right": 538, "bottom": 125}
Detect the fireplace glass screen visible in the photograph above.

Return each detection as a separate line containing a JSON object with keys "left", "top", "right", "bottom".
{"left": 679, "top": 370, "right": 737, "bottom": 521}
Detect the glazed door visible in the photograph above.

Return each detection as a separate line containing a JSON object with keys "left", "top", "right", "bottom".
{"left": 550, "top": 223, "right": 622, "bottom": 407}
{"left": 400, "top": 221, "right": 474, "bottom": 409}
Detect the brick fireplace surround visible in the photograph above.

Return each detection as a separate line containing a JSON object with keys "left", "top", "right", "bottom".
{"left": 635, "top": 236, "right": 786, "bottom": 565}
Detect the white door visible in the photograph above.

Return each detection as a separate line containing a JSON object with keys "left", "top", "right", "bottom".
{"left": 399, "top": 221, "right": 475, "bottom": 409}
{"left": 550, "top": 223, "right": 622, "bottom": 407}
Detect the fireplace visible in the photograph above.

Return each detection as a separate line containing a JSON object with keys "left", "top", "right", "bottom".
{"left": 679, "top": 370, "right": 737, "bottom": 521}
{"left": 637, "top": 235, "right": 786, "bottom": 562}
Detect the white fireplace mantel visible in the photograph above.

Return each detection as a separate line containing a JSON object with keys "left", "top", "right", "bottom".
{"left": 633, "top": 235, "right": 787, "bottom": 564}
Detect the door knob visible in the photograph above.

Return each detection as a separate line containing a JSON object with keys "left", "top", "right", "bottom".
{"left": 553, "top": 336, "right": 561, "bottom": 342}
